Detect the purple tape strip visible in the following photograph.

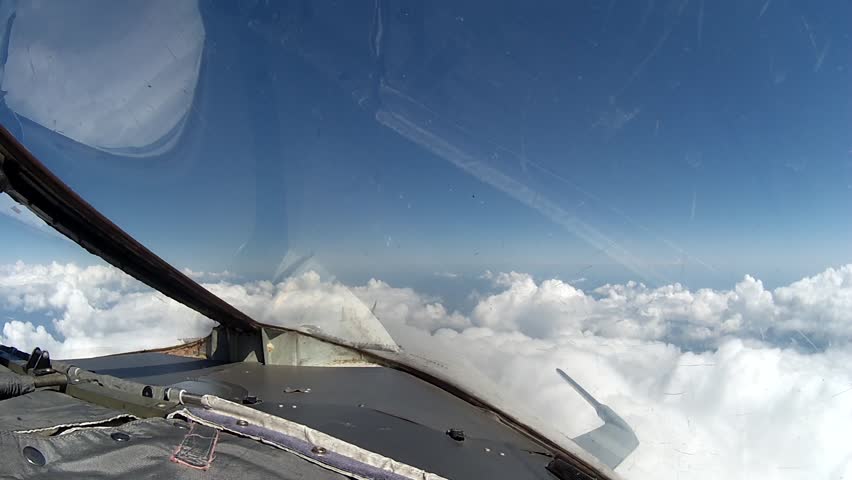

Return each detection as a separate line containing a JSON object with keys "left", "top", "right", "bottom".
{"left": 188, "top": 408, "right": 414, "bottom": 480}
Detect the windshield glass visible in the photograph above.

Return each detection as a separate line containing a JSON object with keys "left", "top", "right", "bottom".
{"left": 1, "top": 1, "right": 851, "bottom": 478}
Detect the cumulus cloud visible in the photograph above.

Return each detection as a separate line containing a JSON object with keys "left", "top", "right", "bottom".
{"left": 0, "top": 262, "right": 399, "bottom": 355}
{"left": 0, "top": 261, "right": 213, "bottom": 358}
{"left": 471, "top": 268, "right": 852, "bottom": 351}
{"left": 2, "top": 261, "right": 852, "bottom": 478}
{"left": 351, "top": 279, "right": 471, "bottom": 332}
{"left": 202, "top": 273, "right": 399, "bottom": 350}
{"left": 427, "top": 330, "right": 852, "bottom": 479}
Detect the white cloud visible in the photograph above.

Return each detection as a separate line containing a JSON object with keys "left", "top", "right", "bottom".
{"left": 2, "top": 261, "right": 852, "bottom": 478}
{"left": 351, "top": 279, "right": 471, "bottom": 332}
{"left": 0, "top": 261, "right": 212, "bottom": 358}
{"left": 470, "top": 268, "right": 852, "bottom": 350}
{"left": 432, "top": 330, "right": 852, "bottom": 479}
{"left": 202, "top": 272, "right": 398, "bottom": 350}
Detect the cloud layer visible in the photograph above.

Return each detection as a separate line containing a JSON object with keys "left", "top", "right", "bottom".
{"left": 0, "top": 261, "right": 213, "bottom": 357}
{"left": 2, "top": 261, "right": 851, "bottom": 479}
{"left": 470, "top": 268, "right": 852, "bottom": 350}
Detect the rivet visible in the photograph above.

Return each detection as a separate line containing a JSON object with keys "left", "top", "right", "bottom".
{"left": 311, "top": 446, "right": 327, "bottom": 455}
{"left": 173, "top": 422, "right": 189, "bottom": 430}
{"left": 110, "top": 432, "right": 131, "bottom": 442}
{"left": 22, "top": 446, "right": 46, "bottom": 466}
{"left": 499, "top": 452, "right": 506, "bottom": 457}
{"left": 484, "top": 448, "right": 491, "bottom": 452}
{"left": 291, "top": 405, "right": 298, "bottom": 409}
{"left": 236, "top": 419, "right": 249, "bottom": 426}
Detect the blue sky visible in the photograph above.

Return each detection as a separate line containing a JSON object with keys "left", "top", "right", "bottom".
{"left": 0, "top": 0, "right": 850, "bottom": 295}
{"left": 4, "top": 7, "right": 852, "bottom": 476}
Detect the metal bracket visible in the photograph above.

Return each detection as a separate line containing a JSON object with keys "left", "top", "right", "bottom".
{"left": 260, "top": 328, "right": 377, "bottom": 367}
{"left": 25, "top": 347, "right": 55, "bottom": 376}
{"left": 206, "top": 326, "right": 378, "bottom": 367}
{"left": 207, "top": 326, "right": 265, "bottom": 363}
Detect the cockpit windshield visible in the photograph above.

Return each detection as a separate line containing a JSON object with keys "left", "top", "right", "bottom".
{"left": 1, "top": 1, "right": 851, "bottom": 478}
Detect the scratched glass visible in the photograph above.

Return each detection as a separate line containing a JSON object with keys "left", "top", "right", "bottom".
{"left": 0, "top": 1, "right": 850, "bottom": 478}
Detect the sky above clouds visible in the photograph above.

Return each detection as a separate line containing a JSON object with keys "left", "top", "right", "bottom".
{"left": 0, "top": 0, "right": 848, "bottom": 286}
{"left": 0, "top": 1, "right": 851, "bottom": 478}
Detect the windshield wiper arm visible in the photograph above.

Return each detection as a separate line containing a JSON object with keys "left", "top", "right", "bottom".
{"left": 0, "top": 125, "right": 258, "bottom": 332}
{"left": 556, "top": 368, "right": 639, "bottom": 469}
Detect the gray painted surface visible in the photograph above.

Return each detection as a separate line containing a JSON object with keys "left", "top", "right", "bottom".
{"left": 0, "top": 417, "right": 350, "bottom": 479}
{"left": 71, "top": 352, "right": 557, "bottom": 479}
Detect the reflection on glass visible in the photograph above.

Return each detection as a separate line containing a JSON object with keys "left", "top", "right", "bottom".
{"left": 1, "top": 1, "right": 851, "bottom": 478}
